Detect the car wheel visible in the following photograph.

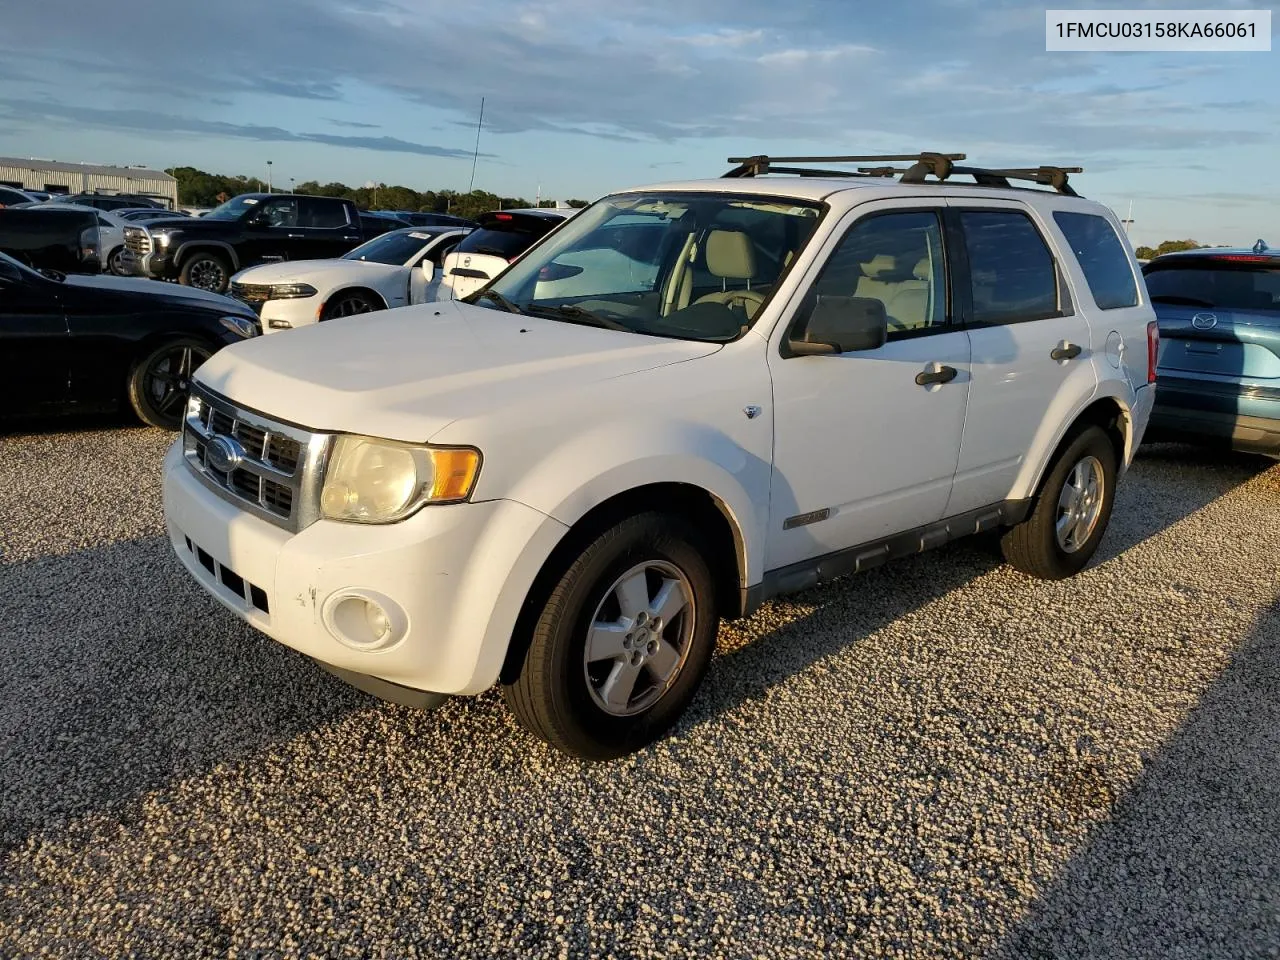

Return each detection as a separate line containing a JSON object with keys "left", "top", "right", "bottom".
{"left": 1000, "top": 425, "right": 1117, "bottom": 580}
{"left": 127, "top": 338, "right": 212, "bottom": 430}
{"left": 107, "top": 246, "right": 129, "bottom": 276}
{"left": 503, "top": 512, "right": 719, "bottom": 760}
{"left": 321, "top": 291, "right": 380, "bottom": 320}
{"left": 180, "top": 252, "right": 231, "bottom": 293}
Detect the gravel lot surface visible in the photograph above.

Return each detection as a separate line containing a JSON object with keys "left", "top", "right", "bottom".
{"left": 1, "top": 422, "right": 1278, "bottom": 959}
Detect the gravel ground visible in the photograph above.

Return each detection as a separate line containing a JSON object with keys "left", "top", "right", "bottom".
{"left": 1, "top": 423, "right": 1278, "bottom": 959}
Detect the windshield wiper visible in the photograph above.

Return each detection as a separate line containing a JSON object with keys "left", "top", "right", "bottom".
{"left": 529, "top": 303, "right": 631, "bottom": 331}
{"left": 469, "top": 290, "right": 526, "bottom": 314}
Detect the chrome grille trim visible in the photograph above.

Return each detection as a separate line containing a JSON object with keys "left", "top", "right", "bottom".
{"left": 182, "top": 384, "right": 330, "bottom": 533}
{"left": 123, "top": 226, "right": 151, "bottom": 256}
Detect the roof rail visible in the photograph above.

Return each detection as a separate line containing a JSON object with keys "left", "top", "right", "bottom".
{"left": 723, "top": 152, "right": 1083, "bottom": 196}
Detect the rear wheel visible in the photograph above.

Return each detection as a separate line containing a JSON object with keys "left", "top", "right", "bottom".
{"left": 127, "top": 338, "right": 212, "bottom": 430}
{"left": 321, "top": 290, "right": 380, "bottom": 320}
{"left": 179, "top": 252, "right": 231, "bottom": 293}
{"left": 1001, "top": 425, "right": 1117, "bottom": 580}
{"left": 503, "top": 513, "right": 719, "bottom": 760}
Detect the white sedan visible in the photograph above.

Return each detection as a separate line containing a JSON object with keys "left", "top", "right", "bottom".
{"left": 227, "top": 226, "right": 470, "bottom": 333}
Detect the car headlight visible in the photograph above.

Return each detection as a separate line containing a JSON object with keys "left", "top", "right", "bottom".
{"left": 152, "top": 230, "right": 172, "bottom": 247}
{"left": 269, "top": 283, "right": 318, "bottom": 299}
{"left": 219, "top": 315, "right": 260, "bottom": 339}
{"left": 320, "top": 436, "right": 481, "bottom": 523}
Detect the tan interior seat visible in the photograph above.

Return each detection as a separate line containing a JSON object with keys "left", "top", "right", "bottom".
{"left": 853, "top": 254, "right": 932, "bottom": 330}
{"left": 693, "top": 230, "right": 766, "bottom": 319}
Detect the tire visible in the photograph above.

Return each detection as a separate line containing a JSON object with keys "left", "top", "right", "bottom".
{"left": 321, "top": 290, "right": 380, "bottom": 321}
{"left": 179, "top": 251, "right": 232, "bottom": 293}
{"left": 127, "top": 338, "right": 213, "bottom": 430}
{"left": 1001, "top": 425, "right": 1118, "bottom": 580}
{"left": 106, "top": 246, "right": 128, "bottom": 276}
{"left": 503, "top": 512, "right": 720, "bottom": 760}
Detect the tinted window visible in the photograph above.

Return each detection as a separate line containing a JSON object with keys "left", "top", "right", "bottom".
{"left": 960, "top": 211, "right": 1061, "bottom": 325}
{"left": 456, "top": 223, "right": 548, "bottom": 260}
{"left": 256, "top": 197, "right": 298, "bottom": 228}
{"left": 1054, "top": 212, "right": 1137, "bottom": 310}
{"left": 1145, "top": 261, "right": 1280, "bottom": 313}
{"left": 300, "top": 197, "right": 350, "bottom": 228}
{"left": 807, "top": 211, "right": 947, "bottom": 338}
{"left": 343, "top": 230, "right": 438, "bottom": 264}
{"left": 0, "top": 187, "right": 30, "bottom": 206}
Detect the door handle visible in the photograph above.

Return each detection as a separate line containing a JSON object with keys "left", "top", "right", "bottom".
{"left": 1051, "top": 341, "right": 1082, "bottom": 361}
{"left": 915, "top": 364, "right": 958, "bottom": 386}
{"left": 286, "top": 233, "right": 305, "bottom": 238}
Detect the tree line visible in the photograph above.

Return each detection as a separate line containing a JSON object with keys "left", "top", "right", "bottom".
{"left": 1133, "top": 239, "right": 1203, "bottom": 260}
{"left": 165, "top": 166, "right": 591, "bottom": 220}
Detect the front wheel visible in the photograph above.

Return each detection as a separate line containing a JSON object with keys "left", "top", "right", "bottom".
{"left": 106, "top": 246, "right": 129, "bottom": 276}
{"left": 1001, "top": 425, "right": 1118, "bottom": 580}
{"left": 127, "top": 338, "right": 212, "bottom": 429}
{"left": 321, "top": 290, "right": 380, "bottom": 320}
{"left": 503, "top": 513, "right": 720, "bottom": 760}
{"left": 179, "top": 252, "right": 231, "bottom": 293}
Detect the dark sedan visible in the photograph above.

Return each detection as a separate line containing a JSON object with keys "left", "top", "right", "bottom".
{"left": 0, "top": 251, "right": 260, "bottom": 430}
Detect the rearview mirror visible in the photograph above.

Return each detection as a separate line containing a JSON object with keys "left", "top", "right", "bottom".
{"left": 789, "top": 295, "right": 887, "bottom": 355}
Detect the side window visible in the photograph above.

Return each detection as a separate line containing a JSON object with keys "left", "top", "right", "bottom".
{"left": 807, "top": 211, "right": 947, "bottom": 338}
{"left": 1053, "top": 211, "right": 1138, "bottom": 310}
{"left": 258, "top": 197, "right": 299, "bottom": 228}
{"left": 300, "top": 198, "right": 350, "bottom": 229}
{"left": 959, "top": 211, "right": 1062, "bottom": 325}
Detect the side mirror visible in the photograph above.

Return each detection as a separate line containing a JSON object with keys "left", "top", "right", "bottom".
{"left": 789, "top": 295, "right": 887, "bottom": 355}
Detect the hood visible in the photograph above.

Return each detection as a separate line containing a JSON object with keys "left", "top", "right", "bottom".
{"left": 232, "top": 258, "right": 402, "bottom": 286}
{"left": 195, "top": 299, "right": 720, "bottom": 442}
{"left": 63, "top": 273, "right": 248, "bottom": 308}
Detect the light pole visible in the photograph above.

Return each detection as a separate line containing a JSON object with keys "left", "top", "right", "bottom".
{"left": 1120, "top": 199, "right": 1134, "bottom": 235}
{"left": 289, "top": 178, "right": 295, "bottom": 194}
{"left": 266, "top": 160, "right": 273, "bottom": 194}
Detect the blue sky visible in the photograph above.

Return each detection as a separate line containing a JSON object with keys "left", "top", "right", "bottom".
{"left": 0, "top": 0, "right": 1275, "bottom": 247}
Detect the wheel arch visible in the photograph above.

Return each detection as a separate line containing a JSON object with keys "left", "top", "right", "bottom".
{"left": 320, "top": 285, "right": 390, "bottom": 317}
{"left": 173, "top": 241, "right": 240, "bottom": 271}
{"left": 498, "top": 481, "right": 751, "bottom": 685}
{"left": 1022, "top": 392, "right": 1131, "bottom": 502}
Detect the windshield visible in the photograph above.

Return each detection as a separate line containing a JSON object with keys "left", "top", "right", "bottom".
{"left": 1145, "top": 261, "right": 1280, "bottom": 312}
{"left": 202, "top": 196, "right": 262, "bottom": 221}
{"left": 342, "top": 230, "right": 438, "bottom": 265}
{"left": 479, "top": 193, "right": 823, "bottom": 342}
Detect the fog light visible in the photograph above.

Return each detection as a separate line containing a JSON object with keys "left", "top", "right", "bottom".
{"left": 268, "top": 319, "right": 293, "bottom": 329}
{"left": 322, "top": 590, "right": 407, "bottom": 651}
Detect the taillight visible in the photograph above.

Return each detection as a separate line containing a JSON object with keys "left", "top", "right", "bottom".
{"left": 1146, "top": 320, "right": 1159, "bottom": 384}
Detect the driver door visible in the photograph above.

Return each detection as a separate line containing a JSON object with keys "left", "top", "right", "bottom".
{"left": 0, "top": 262, "right": 70, "bottom": 412}
{"left": 240, "top": 196, "right": 300, "bottom": 265}
{"left": 765, "top": 202, "right": 972, "bottom": 570}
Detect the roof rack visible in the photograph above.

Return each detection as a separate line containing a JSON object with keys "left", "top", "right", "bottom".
{"left": 723, "top": 152, "right": 1083, "bottom": 196}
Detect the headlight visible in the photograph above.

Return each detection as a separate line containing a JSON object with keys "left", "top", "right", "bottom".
{"left": 219, "top": 315, "right": 260, "bottom": 339}
{"left": 268, "top": 283, "right": 318, "bottom": 299}
{"left": 320, "top": 436, "right": 481, "bottom": 523}
{"left": 152, "top": 230, "right": 172, "bottom": 247}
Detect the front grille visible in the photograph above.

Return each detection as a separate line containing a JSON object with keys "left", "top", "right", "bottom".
{"left": 182, "top": 386, "right": 326, "bottom": 532}
{"left": 124, "top": 226, "right": 151, "bottom": 256}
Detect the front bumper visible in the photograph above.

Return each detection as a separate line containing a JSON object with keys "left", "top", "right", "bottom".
{"left": 125, "top": 248, "right": 176, "bottom": 279}
{"left": 163, "top": 441, "right": 569, "bottom": 696}
{"left": 257, "top": 297, "right": 320, "bottom": 333}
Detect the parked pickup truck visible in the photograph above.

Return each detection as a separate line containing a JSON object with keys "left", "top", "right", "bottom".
{"left": 164, "top": 152, "right": 1156, "bottom": 759}
{"left": 126, "top": 193, "right": 365, "bottom": 294}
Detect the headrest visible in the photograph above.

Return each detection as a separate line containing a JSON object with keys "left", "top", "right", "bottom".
{"left": 705, "top": 230, "right": 756, "bottom": 280}
{"left": 859, "top": 254, "right": 895, "bottom": 278}
{"left": 913, "top": 258, "right": 930, "bottom": 280}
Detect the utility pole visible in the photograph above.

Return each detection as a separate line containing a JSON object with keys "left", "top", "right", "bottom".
{"left": 266, "top": 160, "right": 273, "bottom": 193}
{"left": 468, "top": 97, "right": 485, "bottom": 194}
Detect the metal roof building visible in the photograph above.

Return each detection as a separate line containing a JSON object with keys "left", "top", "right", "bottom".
{"left": 0, "top": 157, "right": 178, "bottom": 207}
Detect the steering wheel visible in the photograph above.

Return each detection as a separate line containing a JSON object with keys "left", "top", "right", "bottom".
{"left": 695, "top": 289, "right": 767, "bottom": 318}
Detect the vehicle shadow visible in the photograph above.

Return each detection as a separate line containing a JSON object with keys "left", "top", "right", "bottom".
{"left": 0, "top": 535, "right": 367, "bottom": 853}
{"left": 685, "top": 443, "right": 1271, "bottom": 734}
{"left": 992, "top": 596, "right": 1280, "bottom": 959}
{"left": 0, "top": 410, "right": 141, "bottom": 437}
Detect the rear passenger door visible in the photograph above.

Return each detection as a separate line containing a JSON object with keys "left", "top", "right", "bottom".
{"left": 298, "top": 198, "right": 363, "bottom": 259}
{"left": 943, "top": 200, "right": 1096, "bottom": 516}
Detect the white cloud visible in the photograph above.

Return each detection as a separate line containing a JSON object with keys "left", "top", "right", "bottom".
{"left": 758, "top": 44, "right": 878, "bottom": 66}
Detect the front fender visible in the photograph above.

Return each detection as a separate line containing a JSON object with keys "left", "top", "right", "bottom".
{"left": 500, "top": 419, "right": 771, "bottom": 586}
{"left": 174, "top": 240, "right": 241, "bottom": 271}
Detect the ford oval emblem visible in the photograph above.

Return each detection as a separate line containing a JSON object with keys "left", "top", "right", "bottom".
{"left": 206, "top": 434, "right": 245, "bottom": 474}
{"left": 1191, "top": 313, "right": 1218, "bottom": 330}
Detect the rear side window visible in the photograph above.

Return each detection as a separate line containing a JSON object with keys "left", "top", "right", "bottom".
{"left": 300, "top": 198, "right": 350, "bottom": 228}
{"left": 1145, "top": 261, "right": 1280, "bottom": 313}
{"left": 959, "top": 211, "right": 1062, "bottom": 325}
{"left": 1054, "top": 212, "right": 1138, "bottom": 309}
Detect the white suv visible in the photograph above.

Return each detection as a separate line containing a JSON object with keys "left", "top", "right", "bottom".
{"left": 163, "top": 153, "right": 1157, "bottom": 759}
